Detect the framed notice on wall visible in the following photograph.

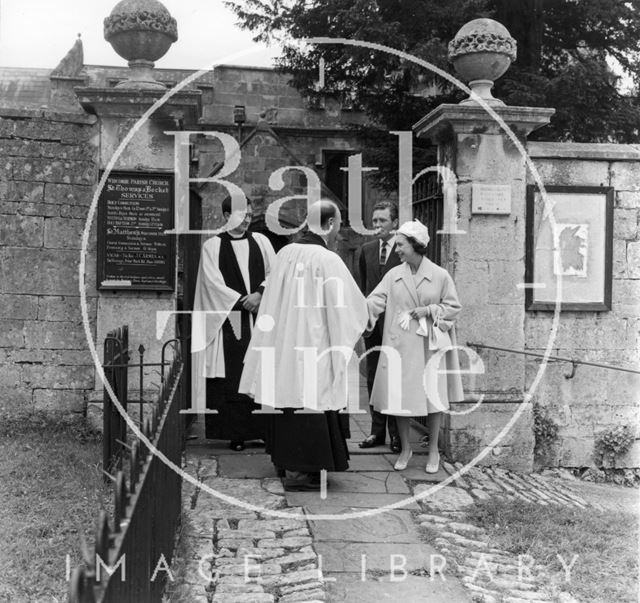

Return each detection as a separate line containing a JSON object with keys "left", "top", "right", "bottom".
{"left": 97, "top": 171, "right": 175, "bottom": 291}
{"left": 525, "top": 185, "right": 614, "bottom": 311}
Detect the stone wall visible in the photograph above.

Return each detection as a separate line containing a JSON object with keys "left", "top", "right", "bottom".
{"left": 0, "top": 108, "right": 99, "bottom": 415}
{"left": 418, "top": 106, "right": 555, "bottom": 473}
{"left": 0, "top": 62, "right": 393, "bottom": 419}
{"left": 85, "top": 102, "right": 184, "bottom": 398}
{"left": 195, "top": 125, "right": 392, "bottom": 275}
{"left": 526, "top": 142, "right": 640, "bottom": 468}
{"left": 80, "top": 64, "right": 368, "bottom": 131}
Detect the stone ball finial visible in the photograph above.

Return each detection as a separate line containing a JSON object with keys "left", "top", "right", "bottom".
{"left": 104, "top": 0, "right": 178, "bottom": 89}
{"left": 448, "top": 18, "right": 517, "bottom": 106}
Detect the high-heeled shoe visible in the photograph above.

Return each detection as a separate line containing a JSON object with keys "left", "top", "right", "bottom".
{"left": 394, "top": 450, "right": 413, "bottom": 471}
{"left": 425, "top": 452, "right": 440, "bottom": 474}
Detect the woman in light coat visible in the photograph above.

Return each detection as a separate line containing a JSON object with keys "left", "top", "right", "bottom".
{"left": 366, "top": 220, "right": 464, "bottom": 473}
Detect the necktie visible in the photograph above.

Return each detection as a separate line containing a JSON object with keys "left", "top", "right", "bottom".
{"left": 379, "top": 242, "right": 387, "bottom": 265}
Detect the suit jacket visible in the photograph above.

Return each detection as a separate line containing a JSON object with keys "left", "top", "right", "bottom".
{"left": 358, "top": 239, "right": 402, "bottom": 341}
{"left": 358, "top": 239, "right": 402, "bottom": 295}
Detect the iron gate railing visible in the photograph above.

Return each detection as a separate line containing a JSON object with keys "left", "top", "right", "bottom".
{"left": 413, "top": 170, "right": 443, "bottom": 266}
{"left": 413, "top": 170, "right": 443, "bottom": 431}
{"left": 69, "top": 329, "right": 186, "bottom": 603}
{"left": 102, "top": 326, "right": 129, "bottom": 475}
{"left": 101, "top": 326, "right": 181, "bottom": 475}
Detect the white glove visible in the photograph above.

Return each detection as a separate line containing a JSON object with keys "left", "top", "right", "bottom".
{"left": 397, "top": 311, "right": 412, "bottom": 331}
{"left": 416, "top": 317, "right": 429, "bottom": 337}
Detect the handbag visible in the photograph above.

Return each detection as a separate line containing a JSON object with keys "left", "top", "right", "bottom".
{"left": 428, "top": 308, "right": 452, "bottom": 351}
{"left": 404, "top": 309, "right": 452, "bottom": 350}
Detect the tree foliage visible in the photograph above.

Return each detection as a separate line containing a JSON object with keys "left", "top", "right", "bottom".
{"left": 226, "top": 0, "right": 640, "bottom": 187}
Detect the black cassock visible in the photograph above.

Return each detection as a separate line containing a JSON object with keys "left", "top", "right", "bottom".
{"left": 267, "top": 409, "right": 351, "bottom": 473}
{"left": 205, "top": 232, "right": 265, "bottom": 441}
{"left": 263, "top": 232, "right": 351, "bottom": 473}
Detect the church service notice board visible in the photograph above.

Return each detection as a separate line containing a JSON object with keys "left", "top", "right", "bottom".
{"left": 97, "top": 171, "right": 175, "bottom": 291}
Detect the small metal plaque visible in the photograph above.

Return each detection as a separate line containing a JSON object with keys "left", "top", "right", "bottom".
{"left": 472, "top": 183, "right": 511, "bottom": 214}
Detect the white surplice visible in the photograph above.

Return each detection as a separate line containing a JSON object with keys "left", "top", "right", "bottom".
{"left": 190, "top": 232, "right": 276, "bottom": 411}
{"left": 238, "top": 242, "right": 368, "bottom": 412}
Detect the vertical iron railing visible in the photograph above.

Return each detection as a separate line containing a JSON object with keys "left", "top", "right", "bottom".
{"left": 103, "top": 326, "right": 129, "bottom": 476}
{"left": 412, "top": 170, "right": 443, "bottom": 266}
{"left": 413, "top": 171, "right": 443, "bottom": 431}
{"left": 70, "top": 331, "right": 186, "bottom": 603}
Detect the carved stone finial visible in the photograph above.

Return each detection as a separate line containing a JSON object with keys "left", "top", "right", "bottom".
{"left": 104, "top": 0, "right": 178, "bottom": 89}
{"left": 51, "top": 35, "right": 84, "bottom": 77}
{"left": 448, "top": 18, "right": 517, "bottom": 106}
{"left": 50, "top": 35, "right": 87, "bottom": 111}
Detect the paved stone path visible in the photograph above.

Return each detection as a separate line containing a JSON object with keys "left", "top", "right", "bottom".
{"left": 167, "top": 413, "right": 472, "bottom": 603}
{"left": 166, "top": 410, "right": 613, "bottom": 603}
{"left": 165, "top": 363, "right": 621, "bottom": 603}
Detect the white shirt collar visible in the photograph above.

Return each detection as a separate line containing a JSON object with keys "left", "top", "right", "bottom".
{"left": 380, "top": 235, "right": 396, "bottom": 250}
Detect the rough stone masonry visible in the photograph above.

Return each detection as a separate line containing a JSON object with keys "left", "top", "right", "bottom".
{"left": 0, "top": 108, "right": 99, "bottom": 415}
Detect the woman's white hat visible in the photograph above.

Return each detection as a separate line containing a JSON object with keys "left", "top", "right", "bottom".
{"left": 396, "top": 220, "right": 430, "bottom": 247}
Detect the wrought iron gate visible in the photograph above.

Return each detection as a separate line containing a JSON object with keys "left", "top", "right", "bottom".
{"left": 69, "top": 328, "right": 186, "bottom": 603}
{"left": 413, "top": 170, "right": 443, "bottom": 433}
{"left": 412, "top": 170, "right": 443, "bottom": 265}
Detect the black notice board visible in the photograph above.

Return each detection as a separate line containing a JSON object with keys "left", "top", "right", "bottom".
{"left": 97, "top": 171, "right": 175, "bottom": 291}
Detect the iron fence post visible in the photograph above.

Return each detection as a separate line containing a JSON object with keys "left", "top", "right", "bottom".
{"left": 138, "top": 344, "right": 145, "bottom": 428}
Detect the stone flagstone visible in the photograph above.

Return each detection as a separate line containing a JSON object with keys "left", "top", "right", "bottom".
{"left": 308, "top": 509, "right": 420, "bottom": 543}
{"left": 197, "top": 477, "right": 287, "bottom": 518}
{"left": 218, "top": 454, "right": 280, "bottom": 479}
{"left": 344, "top": 455, "right": 395, "bottom": 472}
{"left": 285, "top": 491, "right": 421, "bottom": 510}
{"left": 325, "top": 573, "right": 472, "bottom": 602}
{"left": 314, "top": 541, "right": 447, "bottom": 573}
{"left": 414, "top": 484, "right": 475, "bottom": 511}
{"left": 323, "top": 470, "right": 410, "bottom": 494}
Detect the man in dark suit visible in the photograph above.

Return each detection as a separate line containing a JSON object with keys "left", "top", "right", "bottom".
{"left": 357, "top": 201, "right": 402, "bottom": 453}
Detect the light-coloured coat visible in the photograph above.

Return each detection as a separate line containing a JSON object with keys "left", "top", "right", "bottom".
{"left": 367, "top": 257, "right": 464, "bottom": 416}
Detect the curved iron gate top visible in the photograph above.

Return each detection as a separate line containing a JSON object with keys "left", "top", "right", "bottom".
{"left": 412, "top": 170, "right": 443, "bottom": 266}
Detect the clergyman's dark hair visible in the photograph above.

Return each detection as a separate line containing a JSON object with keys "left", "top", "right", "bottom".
{"left": 372, "top": 200, "right": 398, "bottom": 222}
{"left": 221, "top": 196, "right": 252, "bottom": 215}
{"left": 318, "top": 200, "right": 338, "bottom": 228}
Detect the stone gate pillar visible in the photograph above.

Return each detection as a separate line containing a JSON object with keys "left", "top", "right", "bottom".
{"left": 414, "top": 19, "right": 554, "bottom": 471}
{"left": 75, "top": 0, "right": 201, "bottom": 402}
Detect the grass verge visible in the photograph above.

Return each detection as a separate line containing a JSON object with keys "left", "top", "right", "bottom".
{"left": 0, "top": 414, "right": 111, "bottom": 602}
{"left": 465, "top": 498, "right": 639, "bottom": 603}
